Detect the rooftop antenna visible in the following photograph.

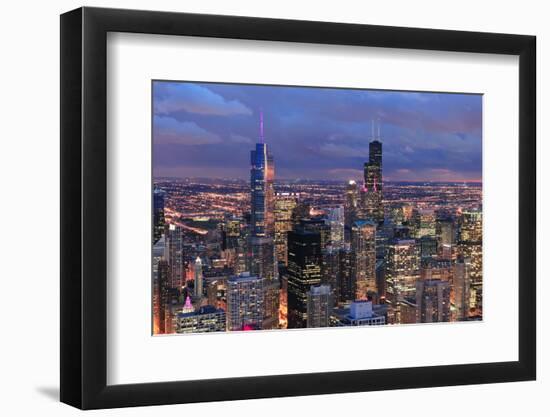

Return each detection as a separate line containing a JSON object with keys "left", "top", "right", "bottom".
{"left": 371, "top": 118, "right": 375, "bottom": 140}
{"left": 260, "top": 109, "right": 264, "bottom": 143}
{"left": 377, "top": 117, "right": 381, "bottom": 140}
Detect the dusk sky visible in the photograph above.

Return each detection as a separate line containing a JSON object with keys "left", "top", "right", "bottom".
{"left": 153, "top": 81, "right": 482, "bottom": 182}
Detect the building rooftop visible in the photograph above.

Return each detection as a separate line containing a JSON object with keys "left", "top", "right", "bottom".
{"left": 228, "top": 272, "right": 262, "bottom": 283}
{"left": 177, "top": 305, "right": 224, "bottom": 318}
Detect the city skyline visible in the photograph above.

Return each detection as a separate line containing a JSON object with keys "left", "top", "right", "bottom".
{"left": 153, "top": 81, "right": 482, "bottom": 182}
{"left": 152, "top": 80, "right": 483, "bottom": 335}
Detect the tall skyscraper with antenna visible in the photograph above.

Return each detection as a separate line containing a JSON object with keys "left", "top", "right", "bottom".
{"left": 363, "top": 119, "right": 384, "bottom": 224}
{"left": 250, "top": 110, "right": 275, "bottom": 238}
{"left": 249, "top": 110, "right": 279, "bottom": 329}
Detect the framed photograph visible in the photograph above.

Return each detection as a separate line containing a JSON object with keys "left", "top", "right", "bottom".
{"left": 60, "top": 7, "right": 536, "bottom": 410}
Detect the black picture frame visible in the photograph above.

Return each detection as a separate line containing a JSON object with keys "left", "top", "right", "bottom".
{"left": 60, "top": 6, "right": 536, "bottom": 410}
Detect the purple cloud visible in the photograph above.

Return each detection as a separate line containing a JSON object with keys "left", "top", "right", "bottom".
{"left": 154, "top": 82, "right": 252, "bottom": 116}
{"left": 154, "top": 116, "right": 221, "bottom": 145}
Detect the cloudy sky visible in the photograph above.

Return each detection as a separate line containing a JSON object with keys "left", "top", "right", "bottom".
{"left": 153, "top": 81, "right": 482, "bottom": 182}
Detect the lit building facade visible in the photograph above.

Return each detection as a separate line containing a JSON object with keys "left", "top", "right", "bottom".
{"left": 221, "top": 218, "right": 248, "bottom": 273}
{"left": 416, "top": 279, "right": 451, "bottom": 323}
{"left": 194, "top": 256, "right": 203, "bottom": 298}
{"left": 351, "top": 220, "right": 377, "bottom": 300}
{"left": 306, "top": 284, "right": 332, "bottom": 328}
{"left": 274, "top": 193, "right": 298, "bottom": 265}
{"left": 262, "top": 279, "right": 280, "bottom": 330}
{"left": 176, "top": 305, "right": 226, "bottom": 334}
{"left": 326, "top": 206, "right": 345, "bottom": 249}
{"left": 460, "top": 209, "right": 482, "bottom": 242}
{"left": 398, "top": 299, "right": 418, "bottom": 324}
{"left": 165, "top": 224, "right": 184, "bottom": 289}
{"left": 415, "top": 208, "right": 436, "bottom": 238}
{"left": 453, "top": 256, "right": 471, "bottom": 320}
{"left": 458, "top": 209, "right": 482, "bottom": 314}
{"left": 436, "top": 217, "right": 454, "bottom": 246}
{"left": 420, "top": 258, "right": 452, "bottom": 282}
{"left": 385, "top": 238, "right": 420, "bottom": 322}
{"left": 344, "top": 180, "right": 358, "bottom": 228}
{"left": 222, "top": 218, "right": 242, "bottom": 249}
{"left": 226, "top": 273, "right": 264, "bottom": 331}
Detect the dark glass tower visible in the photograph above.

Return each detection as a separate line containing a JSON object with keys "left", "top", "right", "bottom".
{"left": 286, "top": 226, "right": 323, "bottom": 328}
{"left": 369, "top": 140, "right": 382, "bottom": 166}
{"left": 363, "top": 122, "right": 384, "bottom": 224}
{"left": 153, "top": 187, "right": 165, "bottom": 244}
{"left": 338, "top": 246, "right": 354, "bottom": 303}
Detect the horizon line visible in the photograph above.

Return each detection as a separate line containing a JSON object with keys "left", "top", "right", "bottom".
{"left": 153, "top": 176, "right": 482, "bottom": 184}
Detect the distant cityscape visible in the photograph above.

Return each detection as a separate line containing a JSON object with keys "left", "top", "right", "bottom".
{"left": 152, "top": 82, "right": 482, "bottom": 335}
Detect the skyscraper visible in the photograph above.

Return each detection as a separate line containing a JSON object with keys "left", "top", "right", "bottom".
{"left": 250, "top": 112, "right": 275, "bottom": 239}
{"left": 436, "top": 217, "right": 454, "bottom": 246}
{"left": 153, "top": 187, "right": 166, "bottom": 245}
{"left": 326, "top": 206, "right": 345, "bottom": 249}
{"left": 165, "top": 224, "right": 184, "bottom": 289}
{"left": 249, "top": 111, "right": 279, "bottom": 330}
{"left": 351, "top": 220, "right": 377, "bottom": 300}
{"left": 153, "top": 259, "right": 170, "bottom": 334}
{"left": 194, "top": 256, "right": 203, "bottom": 298}
{"left": 363, "top": 124, "right": 384, "bottom": 224}
{"left": 458, "top": 209, "right": 482, "bottom": 314}
{"left": 152, "top": 234, "right": 167, "bottom": 334}
{"left": 321, "top": 246, "right": 340, "bottom": 306}
{"left": 338, "top": 245, "right": 354, "bottom": 304}
{"left": 453, "top": 256, "right": 471, "bottom": 320}
{"left": 226, "top": 272, "right": 265, "bottom": 331}
{"left": 221, "top": 217, "right": 247, "bottom": 273}
{"left": 247, "top": 236, "right": 279, "bottom": 330}
{"left": 221, "top": 218, "right": 242, "bottom": 250}
{"left": 263, "top": 279, "right": 280, "bottom": 330}
{"left": 416, "top": 279, "right": 451, "bottom": 323}
{"left": 385, "top": 238, "right": 420, "bottom": 323}
{"left": 248, "top": 237, "right": 276, "bottom": 280}
{"left": 286, "top": 226, "right": 323, "bottom": 328}
{"left": 299, "top": 218, "right": 331, "bottom": 251}
{"left": 306, "top": 284, "right": 332, "bottom": 328}
{"left": 436, "top": 217, "right": 455, "bottom": 260}
{"left": 274, "top": 192, "right": 298, "bottom": 265}
{"left": 344, "top": 180, "right": 358, "bottom": 228}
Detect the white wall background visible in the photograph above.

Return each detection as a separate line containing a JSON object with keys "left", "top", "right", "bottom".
{"left": 0, "top": 0, "right": 545, "bottom": 415}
